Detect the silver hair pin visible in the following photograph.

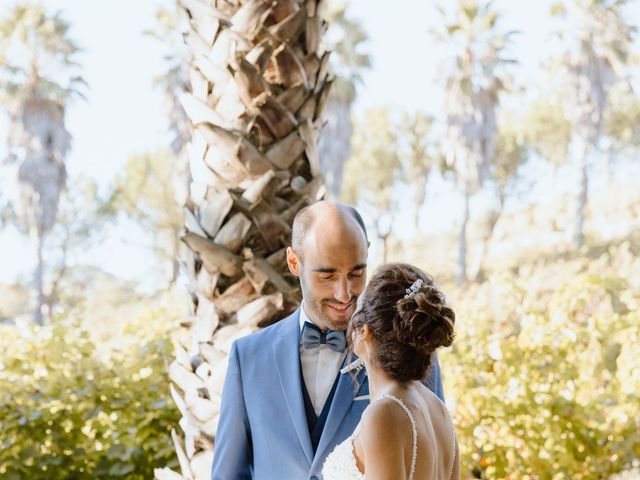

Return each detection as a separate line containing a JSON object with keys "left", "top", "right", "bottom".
{"left": 404, "top": 279, "right": 424, "bottom": 299}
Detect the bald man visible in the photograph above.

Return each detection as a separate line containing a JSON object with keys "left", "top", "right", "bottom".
{"left": 211, "top": 202, "right": 444, "bottom": 480}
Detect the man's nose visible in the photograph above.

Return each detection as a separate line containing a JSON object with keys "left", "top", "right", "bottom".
{"left": 334, "top": 277, "right": 351, "bottom": 303}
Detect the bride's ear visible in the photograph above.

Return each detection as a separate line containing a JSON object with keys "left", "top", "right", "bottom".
{"left": 361, "top": 324, "right": 373, "bottom": 342}
{"left": 360, "top": 325, "right": 376, "bottom": 362}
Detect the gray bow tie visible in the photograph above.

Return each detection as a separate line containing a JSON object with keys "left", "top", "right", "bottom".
{"left": 301, "top": 322, "right": 347, "bottom": 353}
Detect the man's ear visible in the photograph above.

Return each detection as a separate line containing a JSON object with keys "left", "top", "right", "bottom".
{"left": 286, "top": 246, "right": 300, "bottom": 276}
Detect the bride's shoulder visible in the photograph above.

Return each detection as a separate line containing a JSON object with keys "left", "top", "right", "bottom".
{"left": 416, "top": 382, "right": 449, "bottom": 416}
{"left": 350, "top": 398, "right": 410, "bottom": 477}
{"left": 359, "top": 397, "right": 412, "bottom": 440}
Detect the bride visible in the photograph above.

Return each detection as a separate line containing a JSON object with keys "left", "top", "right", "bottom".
{"left": 323, "top": 263, "right": 460, "bottom": 480}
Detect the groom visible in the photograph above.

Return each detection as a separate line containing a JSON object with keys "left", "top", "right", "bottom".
{"left": 210, "top": 201, "right": 444, "bottom": 480}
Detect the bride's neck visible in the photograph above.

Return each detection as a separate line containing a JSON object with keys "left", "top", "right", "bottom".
{"left": 364, "top": 361, "right": 406, "bottom": 401}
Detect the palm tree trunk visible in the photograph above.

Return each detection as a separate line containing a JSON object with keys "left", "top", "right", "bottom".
{"left": 381, "top": 234, "right": 389, "bottom": 263}
{"left": 472, "top": 188, "right": 503, "bottom": 281}
{"left": 605, "top": 146, "right": 614, "bottom": 186}
{"left": 32, "top": 229, "right": 44, "bottom": 325}
{"left": 167, "top": 234, "right": 181, "bottom": 289}
{"left": 573, "top": 139, "right": 589, "bottom": 248}
{"left": 413, "top": 173, "right": 428, "bottom": 230}
{"left": 318, "top": 96, "right": 353, "bottom": 198}
{"left": 168, "top": 258, "right": 179, "bottom": 289}
{"left": 376, "top": 212, "right": 394, "bottom": 264}
{"left": 155, "top": 2, "right": 331, "bottom": 478}
{"left": 456, "top": 186, "right": 470, "bottom": 284}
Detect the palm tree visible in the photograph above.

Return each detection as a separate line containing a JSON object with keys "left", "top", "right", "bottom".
{"left": 521, "top": 96, "right": 572, "bottom": 198}
{"left": 317, "top": 1, "right": 370, "bottom": 198}
{"left": 401, "top": 111, "right": 436, "bottom": 229}
{"left": 146, "top": 3, "right": 192, "bottom": 207}
{"left": 552, "top": 0, "right": 635, "bottom": 247}
{"left": 470, "top": 110, "right": 528, "bottom": 280}
{"left": 342, "top": 107, "right": 401, "bottom": 263}
{"left": 433, "top": 0, "right": 514, "bottom": 284}
{"left": 155, "top": 1, "right": 332, "bottom": 478}
{"left": 0, "top": 3, "right": 84, "bottom": 325}
{"left": 603, "top": 85, "right": 640, "bottom": 182}
{"left": 107, "top": 150, "right": 185, "bottom": 288}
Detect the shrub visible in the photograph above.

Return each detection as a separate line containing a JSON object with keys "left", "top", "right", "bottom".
{"left": 442, "top": 244, "right": 640, "bottom": 478}
{"left": 0, "top": 305, "right": 180, "bottom": 479}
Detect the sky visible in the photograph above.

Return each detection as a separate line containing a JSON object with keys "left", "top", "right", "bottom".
{"left": 1, "top": 0, "right": 639, "bottom": 288}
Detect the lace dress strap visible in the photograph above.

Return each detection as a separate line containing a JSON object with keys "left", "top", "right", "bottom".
{"left": 449, "top": 420, "right": 457, "bottom": 479}
{"left": 381, "top": 394, "right": 418, "bottom": 480}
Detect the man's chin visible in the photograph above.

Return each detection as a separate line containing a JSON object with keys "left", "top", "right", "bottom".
{"left": 322, "top": 308, "right": 353, "bottom": 331}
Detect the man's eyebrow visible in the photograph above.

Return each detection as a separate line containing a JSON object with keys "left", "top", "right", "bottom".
{"left": 313, "top": 267, "right": 337, "bottom": 273}
{"left": 312, "top": 264, "right": 366, "bottom": 274}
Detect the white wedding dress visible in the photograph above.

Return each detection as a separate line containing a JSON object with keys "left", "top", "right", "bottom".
{"left": 322, "top": 393, "right": 456, "bottom": 480}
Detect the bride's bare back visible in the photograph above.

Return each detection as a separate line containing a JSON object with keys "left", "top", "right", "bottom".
{"left": 352, "top": 382, "right": 460, "bottom": 480}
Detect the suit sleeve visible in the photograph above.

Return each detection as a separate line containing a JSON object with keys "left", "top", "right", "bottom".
{"left": 210, "top": 340, "right": 253, "bottom": 480}
{"left": 423, "top": 352, "right": 445, "bottom": 402}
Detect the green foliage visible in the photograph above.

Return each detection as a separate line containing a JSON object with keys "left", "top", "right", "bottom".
{"left": 442, "top": 243, "right": 640, "bottom": 478}
{"left": 605, "top": 89, "right": 640, "bottom": 151}
{"left": 0, "top": 2, "right": 85, "bottom": 103}
{"left": 106, "top": 150, "right": 181, "bottom": 227}
{"left": 0, "top": 282, "right": 29, "bottom": 322}
{"left": 491, "top": 111, "right": 528, "bottom": 199}
{"left": 0, "top": 196, "right": 16, "bottom": 228}
{"left": 320, "top": 0, "right": 371, "bottom": 102}
{"left": 0, "top": 303, "right": 181, "bottom": 478}
{"left": 401, "top": 112, "right": 435, "bottom": 180}
{"left": 342, "top": 107, "right": 401, "bottom": 209}
{"left": 104, "top": 149, "right": 183, "bottom": 286}
{"left": 521, "top": 97, "right": 572, "bottom": 167}
{"left": 145, "top": 4, "right": 191, "bottom": 155}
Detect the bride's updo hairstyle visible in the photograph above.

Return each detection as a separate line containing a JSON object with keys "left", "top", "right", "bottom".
{"left": 351, "top": 263, "right": 455, "bottom": 383}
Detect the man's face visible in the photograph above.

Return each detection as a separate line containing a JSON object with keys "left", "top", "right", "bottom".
{"left": 287, "top": 226, "right": 367, "bottom": 331}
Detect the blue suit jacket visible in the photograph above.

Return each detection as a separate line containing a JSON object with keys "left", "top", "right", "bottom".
{"left": 210, "top": 308, "right": 444, "bottom": 480}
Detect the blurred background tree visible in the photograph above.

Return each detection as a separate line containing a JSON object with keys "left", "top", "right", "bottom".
{"left": 433, "top": 0, "right": 516, "bottom": 284}
{"left": 603, "top": 85, "right": 640, "bottom": 182}
{"left": 105, "top": 150, "right": 184, "bottom": 289}
{"left": 551, "top": 0, "right": 636, "bottom": 248}
{"left": 0, "top": 2, "right": 85, "bottom": 324}
{"left": 520, "top": 95, "right": 572, "bottom": 204}
{"left": 400, "top": 111, "right": 437, "bottom": 230}
{"left": 470, "top": 109, "right": 528, "bottom": 281}
{"left": 144, "top": 2, "right": 191, "bottom": 207}
{"left": 317, "top": 0, "right": 371, "bottom": 198}
{"left": 343, "top": 107, "right": 401, "bottom": 262}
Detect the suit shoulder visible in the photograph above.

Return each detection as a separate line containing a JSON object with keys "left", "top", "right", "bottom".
{"left": 234, "top": 313, "right": 296, "bottom": 351}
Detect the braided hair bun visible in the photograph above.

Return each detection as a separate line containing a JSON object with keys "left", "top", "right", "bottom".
{"left": 395, "top": 282, "right": 455, "bottom": 352}
{"left": 351, "top": 263, "right": 455, "bottom": 383}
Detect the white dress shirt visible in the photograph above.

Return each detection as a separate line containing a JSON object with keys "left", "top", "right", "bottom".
{"left": 299, "top": 305, "right": 346, "bottom": 417}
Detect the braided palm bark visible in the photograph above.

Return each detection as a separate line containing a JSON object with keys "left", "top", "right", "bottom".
{"left": 155, "top": 1, "right": 331, "bottom": 478}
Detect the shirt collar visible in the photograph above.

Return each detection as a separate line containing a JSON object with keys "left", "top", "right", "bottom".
{"left": 299, "top": 302, "right": 312, "bottom": 333}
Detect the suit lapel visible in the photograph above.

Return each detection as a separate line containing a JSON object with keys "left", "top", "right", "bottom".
{"left": 273, "top": 309, "right": 314, "bottom": 465}
{"left": 314, "top": 361, "right": 368, "bottom": 462}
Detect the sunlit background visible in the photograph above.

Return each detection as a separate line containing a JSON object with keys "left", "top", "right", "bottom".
{"left": 1, "top": 0, "right": 639, "bottom": 478}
